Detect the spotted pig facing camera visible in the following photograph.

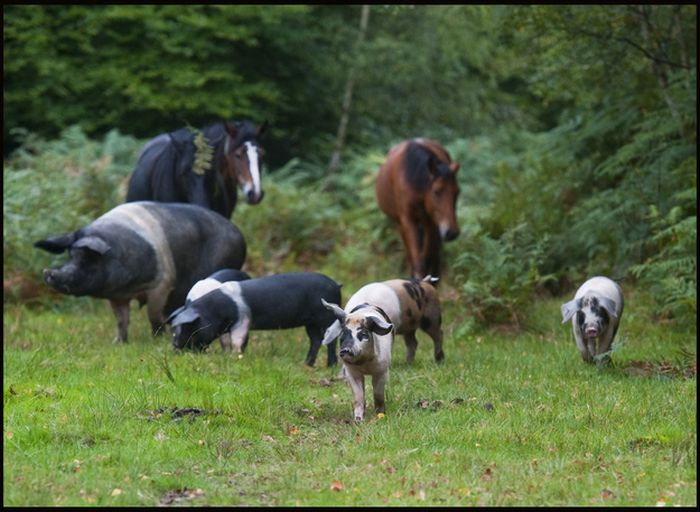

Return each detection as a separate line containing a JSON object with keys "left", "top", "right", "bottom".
{"left": 561, "top": 276, "right": 624, "bottom": 365}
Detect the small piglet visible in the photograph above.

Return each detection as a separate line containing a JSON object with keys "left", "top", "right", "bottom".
{"left": 320, "top": 276, "right": 443, "bottom": 421}
{"left": 561, "top": 276, "right": 624, "bottom": 364}
{"left": 166, "top": 272, "right": 341, "bottom": 367}
{"left": 34, "top": 201, "right": 246, "bottom": 342}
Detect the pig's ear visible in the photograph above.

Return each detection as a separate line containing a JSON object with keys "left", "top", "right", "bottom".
{"left": 321, "top": 319, "right": 342, "bottom": 346}
{"left": 560, "top": 299, "right": 581, "bottom": 323}
{"left": 72, "top": 236, "right": 111, "bottom": 255}
{"left": 598, "top": 297, "right": 618, "bottom": 319}
{"left": 422, "top": 275, "right": 439, "bottom": 285}
{"left": 321, "top": 298, "right": 346, "bottom": 322}
{"left": 165, "top": 305, "right": 186, "bottom": 325}
{"left": 34, "top": 233, "right": 77, "bottom": 254}
{"left": 170, "top": 307, "right": 200, "bottom": 327}
{"left": 365, "top": 315, "right": 393, "bottom": 336}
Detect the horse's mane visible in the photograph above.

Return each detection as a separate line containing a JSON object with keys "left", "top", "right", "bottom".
{"left": 404, "top": 140, "right": 452, "bottom": 191}
{"left": 202, "top": 120, "right": 259, "bottom": 150}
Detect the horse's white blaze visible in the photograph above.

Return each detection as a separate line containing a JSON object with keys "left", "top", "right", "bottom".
{"left": 245, "top": 141, "right": 261, "bottom": 197}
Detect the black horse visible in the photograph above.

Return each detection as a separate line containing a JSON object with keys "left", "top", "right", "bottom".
{"left": 126, "top": 120, "right": 268, "bottom": 218}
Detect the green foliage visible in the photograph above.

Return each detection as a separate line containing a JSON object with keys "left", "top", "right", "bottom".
{"left": 3, "top": 5, "right": 696, "bottom": 331}
{"left": 452, "top": 223, "right": 554, "bottom": 328}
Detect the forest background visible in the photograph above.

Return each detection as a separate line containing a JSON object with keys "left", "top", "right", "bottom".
{"left": 3, "top": 5, "right": 696, "bottom": 507}
{"left": 4, "top": 4, "right": 696, "bottom": 330}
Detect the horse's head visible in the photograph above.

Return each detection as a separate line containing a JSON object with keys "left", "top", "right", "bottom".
{"left": 425, "top": 158, "right": 460, "bottom": 241}
{"left": 223, "top": 120, "right": 268, "bottom": 205}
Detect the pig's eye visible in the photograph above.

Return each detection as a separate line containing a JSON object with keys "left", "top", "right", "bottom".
{"left": 356, "top": 327, "right": 369, "bottom": 341}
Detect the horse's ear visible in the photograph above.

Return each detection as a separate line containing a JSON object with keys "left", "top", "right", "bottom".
{"left": 223, "top": 122, "right": 238, "bottom": 139}
{"left": 257, "top": 120, "right": 269, "bottom": 139}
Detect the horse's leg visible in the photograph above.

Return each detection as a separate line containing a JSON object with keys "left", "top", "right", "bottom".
{"left": 423, "top": 225, "right": 442, "bottom": 278}
{"left": 398, "top": 216, "right": 425, "bottom": 278}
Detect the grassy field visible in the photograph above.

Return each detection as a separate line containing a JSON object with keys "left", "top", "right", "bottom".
{"left": 3, "top": 284, "right": 696, "bottom": 507}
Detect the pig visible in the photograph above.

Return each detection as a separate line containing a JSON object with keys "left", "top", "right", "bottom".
{"left": 166, "top": 272, "right": 341, "bottom": 367}
{"left": 168, "top": 268, "right": 251, "bottom": 351}
{"left": 560, "top": 276, "right": 624, "bottom": 364}
{"left": 320, "top": 275, "right": 443, "bottom": 421}
{"left": 34, "top": 201, "right": 246, "bottom": 343}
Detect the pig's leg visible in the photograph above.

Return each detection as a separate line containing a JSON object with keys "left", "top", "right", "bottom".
{"left": 573, "top": 327, "right": 593, "bottom": 363}
{"left": 109, "top": 299, "right": 130, "bottom": 343}
{"left": 219, "top": 332, "right": 233, "bottom": 352}
{"left": 304, "top": 325, "right": 322, "bottom": 367}
{"left": 229, "top": 314, "right": 251, "bottom": 354}
{"left": 344, "top": 367, "right": 366, "bottom": 421}
{"left": 326, "top": 335, "right": 338, "bottom": 367}
{"left": 403, "top": 332, "right": 418, "bottom": 363}
{"left": 423, "top": 321, "right": 445, "bottom": 363}
{"left": 146, "top": 293, "right": 168, "bottom": 337}
{"left": 372, "top": 370, "right": 388, "bottom": 415}
{"left": 594, "top": 331, "right": 614, "bottom": 365}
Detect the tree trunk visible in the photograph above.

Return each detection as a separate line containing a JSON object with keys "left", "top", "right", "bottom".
{"left": 325, "top": 5, "right": 370, "bottom": 189}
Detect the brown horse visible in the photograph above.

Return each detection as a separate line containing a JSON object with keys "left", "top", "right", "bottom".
{"left": 375, "top": 138, "right": 460, "bottom": 279}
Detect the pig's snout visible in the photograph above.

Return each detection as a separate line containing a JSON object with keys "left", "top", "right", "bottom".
{"left": 584, "top": 326, "right": 599, "bottom": 338}
{"left": 339, "top": 347, "right": 352, "bottom": 357}
{"left": 43, "top": 268, "right": 69, "bottom": 293}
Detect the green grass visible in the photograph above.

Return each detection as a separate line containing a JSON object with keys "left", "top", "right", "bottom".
{"left": 3, "top": 286, "right": 696, "bottom": 507}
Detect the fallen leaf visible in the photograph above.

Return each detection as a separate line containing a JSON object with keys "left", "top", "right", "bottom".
{"left": 288, "top": 425, "right": 298, "bottom": 435}
{"left": 330, "top": 479, "right": 344, "bottom": 492}
{"left": 111, "top": 488, "right": 122, "bottom": 497}
{"left": 376, "top": 412, "right": 386, "bottom": 419}
{"left": 481, "top": 467, "right": 493, "bottom": 481}
{"left": 601, "top": 488, "right": 614, "bottom": 499}
{"left": 418, "top": 399, "right": 430, "bottom": 409}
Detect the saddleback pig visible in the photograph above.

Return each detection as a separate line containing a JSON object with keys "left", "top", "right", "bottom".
{"left": 166, "top": 272, "right": 341, "bottom": 367}
{"left": 34, "top": 201, "right": 246, "bottom": 343}
{"left": 320, "top": 275, "right": 444, "bottom": 421}
{"left": 561, "top": 276, "right": 624, "bottom": 364}
{"left": 168, "top": 268, "right": 251, "bottom": 351}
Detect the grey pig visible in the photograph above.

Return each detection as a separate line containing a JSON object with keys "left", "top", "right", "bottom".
{"left": 35, "top": 201, "right": 246, "bottom": 342}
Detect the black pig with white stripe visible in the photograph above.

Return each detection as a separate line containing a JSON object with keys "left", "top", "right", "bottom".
{"left": 166, "top": 272, "right": 341, "bottom": 367}
{"left": 168, "top": 268, "right": 251, "bottom": 351}
{"left": 561, "top": 276, "right": 624, "bottom": 364}
{"left": 34, "top": 201, "right": 246, "bottom": 343}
